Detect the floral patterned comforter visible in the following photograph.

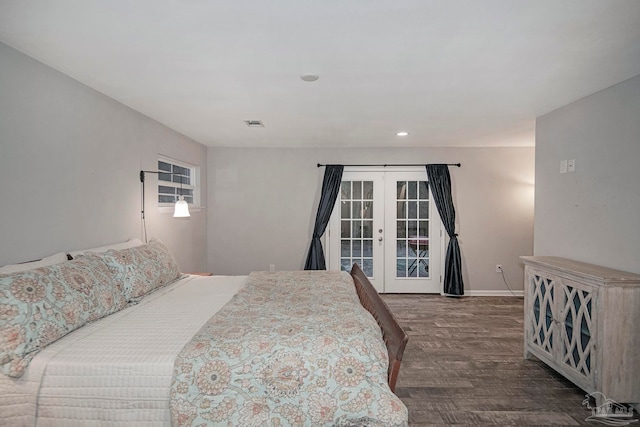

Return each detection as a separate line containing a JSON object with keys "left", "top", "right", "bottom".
{"left": 170, "top": 270, "right": 408, "bottom": 426}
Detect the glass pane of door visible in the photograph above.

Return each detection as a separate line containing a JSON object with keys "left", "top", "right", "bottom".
{"left": 395, "top": 180, "right": 429, "bottom": 278}
{"left": 339, "top": 180, "right": 374, "bottom": 277}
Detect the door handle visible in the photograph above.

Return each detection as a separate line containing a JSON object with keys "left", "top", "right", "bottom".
{"left": 378, "top": 237, "right": 383, "bottom": 242}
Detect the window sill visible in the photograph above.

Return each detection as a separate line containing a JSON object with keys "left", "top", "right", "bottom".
{"left": 158, "top": 206, "right": 204, "bottom": 214}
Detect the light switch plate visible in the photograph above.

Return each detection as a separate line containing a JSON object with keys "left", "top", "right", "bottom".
{"left": 568, "top": 159, "right": 575, "bottom": 172}
{"left": 560, "top": 160, "right": 568, "bottom": 174}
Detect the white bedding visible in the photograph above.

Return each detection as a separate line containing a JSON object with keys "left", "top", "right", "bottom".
{"left": 0, "top": 274, "right": 247, "bottom": 427}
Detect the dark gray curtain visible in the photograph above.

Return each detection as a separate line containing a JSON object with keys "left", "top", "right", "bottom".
{"left": 426, "top": 164, "right": 464, "bottom": 296}
{"left": 305, "top": 165, "right": 344, "bottom": 270}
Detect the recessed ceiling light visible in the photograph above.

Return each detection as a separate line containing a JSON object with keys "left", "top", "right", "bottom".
{"left": 396, "top": 131, "right": 409, "bottom": 136}
{"left": 300, "top": 73, "right": 319, "bottom": 82}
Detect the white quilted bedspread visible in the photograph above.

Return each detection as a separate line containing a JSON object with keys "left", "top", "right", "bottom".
{"left": 0, "top": 275, "right": 247, "bottom": 427}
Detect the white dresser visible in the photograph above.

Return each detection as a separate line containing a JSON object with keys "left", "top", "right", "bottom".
{"left": 521, "top": 256, "right": 640, "bottom": 410}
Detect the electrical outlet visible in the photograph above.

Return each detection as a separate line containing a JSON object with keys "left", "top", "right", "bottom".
{"left": 496, "top": 264, "right": 502, "bottom": 273}
{"left": 269, "top": 264, "right": 275, "bottom": 272}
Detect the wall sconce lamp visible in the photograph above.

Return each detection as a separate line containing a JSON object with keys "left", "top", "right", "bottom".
{"left": 139, "top": 170, "right": 191, "bottom": 219}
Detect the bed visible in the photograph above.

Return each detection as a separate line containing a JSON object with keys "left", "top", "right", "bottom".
{"left": 0, "top": 239, "right": 408, "bottom": 426}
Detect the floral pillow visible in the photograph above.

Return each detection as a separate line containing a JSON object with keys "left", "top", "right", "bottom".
{"left": 100, "top": 238, "right": 182, "bottom": 301}
{"left": 0, "top": 254, "right": 127, "bottom": 377}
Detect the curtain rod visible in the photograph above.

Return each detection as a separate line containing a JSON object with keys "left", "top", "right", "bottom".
{"left": 316, "top": 163, "right": 461, "bottom": 168}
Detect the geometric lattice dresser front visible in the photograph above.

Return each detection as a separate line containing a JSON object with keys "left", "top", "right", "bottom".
{"left": 521, "top": 256, "right": 640, "bottom": 411}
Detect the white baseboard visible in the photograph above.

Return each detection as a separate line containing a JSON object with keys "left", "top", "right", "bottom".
{"left": 464, "top": 290, "right": 524, "bottom": 297}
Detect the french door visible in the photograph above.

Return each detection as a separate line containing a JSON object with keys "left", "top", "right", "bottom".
{"left": 327, "top": 168, "right": 443, "bottom": 293}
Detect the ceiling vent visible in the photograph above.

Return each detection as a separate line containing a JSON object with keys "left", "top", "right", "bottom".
{"left": 244, "top": 120, "right": 264, "bottom": 127}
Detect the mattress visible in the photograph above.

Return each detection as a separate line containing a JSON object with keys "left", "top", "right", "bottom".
{"left": 0, "top": 274, "right": 247, "bottom": 427}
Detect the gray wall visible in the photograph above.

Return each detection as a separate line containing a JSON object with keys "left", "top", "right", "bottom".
{"left": 0, "top": 43, "right": 207, "bottom": 272}
{"left": 535, "top": 74, "right": 640, "bottom": 274}
{"left": 207, "top": 146, "right": 534, "bottom": 293}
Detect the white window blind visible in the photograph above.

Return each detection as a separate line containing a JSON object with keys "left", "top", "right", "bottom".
{"left": 157, "top": 157, "right": 199, "bottom": 207}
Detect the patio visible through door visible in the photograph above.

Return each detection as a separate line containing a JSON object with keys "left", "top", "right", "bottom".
{"left": 327, "top": 168, "right": 442, "bottom": 293}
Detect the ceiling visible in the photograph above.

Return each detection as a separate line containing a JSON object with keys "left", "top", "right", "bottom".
{"left": 1, "top": 1, "right": 639, "bottom": 148}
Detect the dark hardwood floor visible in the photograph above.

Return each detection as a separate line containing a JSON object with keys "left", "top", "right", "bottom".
{"left": 380, "top": 294, "right": 637, "bottom": 426}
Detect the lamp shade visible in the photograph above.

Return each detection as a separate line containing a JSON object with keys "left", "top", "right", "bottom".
{"left": 173, "top": 196, "right": 191, "bottom": 217}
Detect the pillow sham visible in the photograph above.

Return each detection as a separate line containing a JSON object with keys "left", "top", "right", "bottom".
{"left": 0, "top": 252, "right": 69, "bottom": 274}
{"left": 100, "top": 238, "right": 181, "bottom": 301}
{"left": 68, "top": 237, "right": 144, "bottom": 258}
{"left": 0, "top": 254, "right": 127, "bottom": 377}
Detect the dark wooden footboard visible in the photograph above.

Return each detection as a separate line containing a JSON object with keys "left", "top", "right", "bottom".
{"left": 350, "top": 263, "right": 409, "bottom": 393}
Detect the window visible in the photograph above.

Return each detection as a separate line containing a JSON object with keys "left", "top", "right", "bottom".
{"left": 157, "top": 157, "right": 199, "bottom": 207}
